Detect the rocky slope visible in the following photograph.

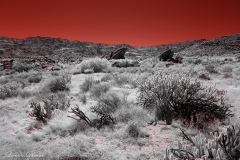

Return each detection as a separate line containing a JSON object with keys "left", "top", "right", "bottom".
{"left": 0, "top": 33, "right": 239, "bottom": 59}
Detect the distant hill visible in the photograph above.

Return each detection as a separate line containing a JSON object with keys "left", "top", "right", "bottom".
{"left": 0, "top": 33, "right": 239, "bottom": 59}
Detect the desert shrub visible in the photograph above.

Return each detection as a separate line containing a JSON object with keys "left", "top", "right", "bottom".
{"left": 78, "top": 57, "right": 110, "bottom": 73}
{"left": 113, "top": 75, "right": 130, "bottom": 86}
{"left": 27, "top": 73, "right": 42, "bottom": 83}
{"left": 223, "top": 73, "right": 232, "bottom": 78}
{"left": 79, "top": 94, "right": 87, "bottom": 104}
{"left": 197, "top": 70, "right": 210, "bottom": 80}
{"left": 115, "top": 105, "right": 150, "bottom": 124}
{"left": 0, "top": 81, "right": 23, "bottom": 99}
{"left": 127, "top": 123, "right": 140, "bottom": 138}
{"left": 165, "top": 126, "right": 240, "bottom": 160}
{"left": 101, "top": 74, "right": 112, "bottom": 82}
{"left": 90, "top": 83, "right": 111, "bottom": 99}
{"left": 80, "top": 77, "right": 99, "bottom": 92}
{"left": 138, "top": 71, "right": 233, "bottom": 126}
{"left": 91, "top": 92, "right": 121, "bottom": 116}
{"left": 29, "top": 95, "right": 70, "bottom": 122}
{"left": 205, "top": 64, "right": 218, "bottom": 73}
{"left": 111, "top": 59, "right": 139, "bottom": 68}
{"left": 12, "top": 62, "right": 34, "bottom": 72}
{"left": 98, "top": 92, "right": 121, "bottom": 110}
{"left": 185, "top": 58, "right": 202, "bottom": 65}
{"left": 222, "top": 65, "right": 233, "bottom": 73}
{"left": 43, "top": 76, "right": 70, "bottom": 93}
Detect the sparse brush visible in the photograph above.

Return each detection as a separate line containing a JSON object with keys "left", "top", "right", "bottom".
{"left": 79, "top": 93, "right": 87, "bottom": 104}
{"left": 223, "top": 73, "right": 232, "bottom": 78}
{"left": 222, "top": 65, "right": 233, "bottom": 73}
{"left": 80, "top": 76, "right": 99, "bottom": 92}
{"left": 101, "top": 74, "right": 112, "bottom": 82}
{"left": 0, "top": 81, "right": 23, "bottom": 99}
{"left": 98, "top": 92, "right": 121, "bottom": 111}
{"left": 43, "top": 76, "right": 70, "bottom": 93}
{"left": 78, "top": 57, "right": 110, "bottom": 73}
{"left": 29, "top": 95, "right": 70, "bottom": 122}
{"left": 90, "top": 83, "right": 111, "bottom": 99}
{"left": 28, "top": 73, "right": 42, "bottom": 83}
{"left": 113, "top": 75, "right": 130, "bottom": 86}
{"left": 127, "top": 123, "right": 140, "bottom": 138}
{"left": 138, "top": 71, "right": 233, "bottom": 126}
{"left": 197, "top": 70, "right": 210, "bottom": 80}
{"left": 12, "top": 61, "right": 34, "bottom": 72}
{"left": 205, "top": 64, "right": 218, "bottom": 73}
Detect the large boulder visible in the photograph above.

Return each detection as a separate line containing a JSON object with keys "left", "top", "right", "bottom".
{"left": 159, "top": 49, "right": 174, "bottom": 61}
{"left": 101, "top": 47, "right": 128, "bottom": 60}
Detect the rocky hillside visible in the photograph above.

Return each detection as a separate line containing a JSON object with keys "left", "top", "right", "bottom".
{"left": 0, "top": 33, "right": 239, "bottom": 59}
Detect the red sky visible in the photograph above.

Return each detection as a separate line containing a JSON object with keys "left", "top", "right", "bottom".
{"left": 0, "top": 0, "right": 240, "bottom": 46}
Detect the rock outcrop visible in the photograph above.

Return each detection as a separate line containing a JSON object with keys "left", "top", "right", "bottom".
{"left": 0, "top": 59, "right": 14, "bottom": 69}
{"left": 101, "top": 47, "right": 128, "bottom": 60}
{"left": 159, "top": 49, "right": 174, "bottom": 61}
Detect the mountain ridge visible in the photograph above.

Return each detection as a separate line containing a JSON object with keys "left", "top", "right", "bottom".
{"left": 0, "top": 33, "right": 239, "bottom": 59}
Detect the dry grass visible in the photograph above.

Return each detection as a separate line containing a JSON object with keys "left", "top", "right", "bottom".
{"left": 0, "top": 55, "right": 239, "bottom": 159}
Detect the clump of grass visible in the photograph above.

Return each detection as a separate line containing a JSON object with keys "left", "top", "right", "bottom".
{"left": 127, "top": 123, "right": 140, "bottom": 138}
{"left": 115, "top": 105, "right": 150, "bottom": 124}
{"left": 99, "top": 92, "right": 121, "bottom": 110}
{"left": 28, "top": 73, "right": 42, "bottom": 83}
{"left": 205, "top": 64, "right": 218, "bottom": 73}
{"left": 79, "top": 93, "right": 87, "bottom": 104}
{"left": 197, "top": 70, "right": 210, "bottom": 80}
{"left": 80, "top": 77, "right": 99, "bottom": 93}
{"left": 0, "top": 81, "right": 23, "bottom": 99}
{"left": 43, "top": 76, "right": 70, "bottom": 93}
{"left": 91, "top": 92, "right": 122, "bottom": 116}
{"left": 223, "top": 73, "right": 232, "bottom": 78}
{"left": 101, "top": 74, "right": 112, "bottom": 82}
{"left": 113, "top": 75, "right": 130, "bottom": 86}
{"left": 222, "top": 65, "right": 233, "bottom": 73}
{"left": 31, "top": 132, "right": 44, "bottom": 142}
{"left": 90, "top": 83, "right": 111, "bottom": 99}
{"left": 78, "top": 57, "right": 110, "bottom": 73}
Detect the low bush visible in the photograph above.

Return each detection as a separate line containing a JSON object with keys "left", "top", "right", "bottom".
{"left": 138, "top": 71, "right": 233, "bottom": 127}
{"left": 113, "top": 75, "right": 130, "bottom": 86}
{"left": 127, "top": 123, "right": 140, "bottom": 138}
{"left": 222, "top": 65, "right": 233, "bottom": 73}
{"left": 43, "top": 76, "right": 70, "bottom": 93}
{"left": 28, "top": 73, "right": 42, "bottom": 83}
{"left": 101, "top": 74, "right": 112, "bottom": 82}
{"left": 78, "top": 57, "right": 110, "bottom": 73}
{"left": 0, "top": 81, "right": 23, "bottom": 99}
{"left": 80, "top": 77, "right": 99, "bottom": 93}
{"left": 197, "top": 71, "right": 210, "bottom": 80}
{"left": 79, "top": 93, "right": 87, "bottom": 104}
{"left": 12, "top": 62, "right": 34, "bottom": 72}
{"left": 29, "top": 95, "right": 70, "bottom": 122}
{"left": 205, "top": 64, "right": 218, "bottom": 73}
{"left": 90, "top": 83, "right": 111, "bottom": 99}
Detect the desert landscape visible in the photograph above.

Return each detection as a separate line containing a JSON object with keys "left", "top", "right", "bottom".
{"left": 0, "top": 33, "right": 240, "bottom": 160}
